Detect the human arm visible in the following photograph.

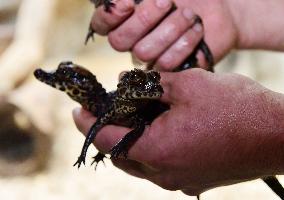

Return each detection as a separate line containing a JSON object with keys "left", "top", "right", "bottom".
{"left": 89, "top": 0, "right": 284, "bottom": 70}
{"left": 73, "top": 69, "right": 284, "bottom": 195}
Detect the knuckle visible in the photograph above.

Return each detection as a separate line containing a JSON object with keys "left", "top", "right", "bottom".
{"left": 156, "top": 55, "right": 175, "bottom": 71}
{"left": 146, "top": 151, "right": 169, "bottom": 170}
{"left": 108, "top": 32, "right": 129, "bottom": 51}
{"left": 91, "top": 21, "right": 107, "bottom": 36}
{"left": 136, "top": 9, "right": 153, "bottom": 28}
{"left": 132, "top": 44, "right": 154, "bottom": 62}
{"left": 160, "top": 23, "right": 179, "bottom": 43}
{"left": 183, "top": 68, "right": 206, "bottom": 79}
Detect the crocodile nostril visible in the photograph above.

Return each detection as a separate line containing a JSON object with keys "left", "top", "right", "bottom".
{"left": 33, "top": 69, "right": 43, "bottom": 79}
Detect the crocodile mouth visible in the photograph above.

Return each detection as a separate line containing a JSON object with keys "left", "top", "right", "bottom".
{"left": 34, "top": 69, "right": 69, "bottom": 91}
{"left": 34, "top": 69, "right": 55, "bottom": 86}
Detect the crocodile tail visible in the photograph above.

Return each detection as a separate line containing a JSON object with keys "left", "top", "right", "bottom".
{"left": 262, "top": 176, "right": 284, "bottom": 199}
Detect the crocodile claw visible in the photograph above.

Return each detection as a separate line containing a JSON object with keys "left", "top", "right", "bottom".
{"left": 73, "top": 155, "right": 86, "bottom": 169}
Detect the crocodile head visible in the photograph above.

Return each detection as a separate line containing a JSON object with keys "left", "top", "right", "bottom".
{"left": 34, "top": 61, "right": 106, "bottom": 107}
{"left": 117, "top": 69, "right": 163, "bottom": 100}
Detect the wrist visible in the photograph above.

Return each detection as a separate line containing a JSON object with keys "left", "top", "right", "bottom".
{"left": 264, "top": 90, "right": 284, "bottom": 174}
{"left": 247, "top": 88, "right": 284, "bottom": 176}
{"left": 227, "top": 0, "right": 284, "bottom": 51}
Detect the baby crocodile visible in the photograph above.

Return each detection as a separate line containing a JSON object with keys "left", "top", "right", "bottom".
{"left": 86, "top": 0, "right": 214, "bottom": 71}
{"left": 34, "top": 62, "right": 169, "bottom": 168}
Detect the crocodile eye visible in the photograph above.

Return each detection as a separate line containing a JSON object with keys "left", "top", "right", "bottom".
{"left": 148, "top": 71, "right": 160, "bottom": 82}
{"left": 118, "top": 87, "right": 127, "bottom": 95}
{"left": 130, "top": 73, "right": 138, "bottom": 80}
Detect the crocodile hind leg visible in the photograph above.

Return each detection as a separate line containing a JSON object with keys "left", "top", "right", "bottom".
{"left": 262, "top": 176, "right": 284, "bottom": 199}
{"left": 110, "top": 117, "right": 145, "bottom": 159}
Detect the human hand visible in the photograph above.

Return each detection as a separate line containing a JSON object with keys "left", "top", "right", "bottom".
{"left": 73, "top": 69, "right": 284, "bottom": 195}
{"left": 89, "top": 0, "right": 238, "bottom": 70}
{"left": 90, "top": 0, "right": 284, "bottom": 70}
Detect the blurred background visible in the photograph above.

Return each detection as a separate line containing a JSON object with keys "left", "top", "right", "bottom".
{"left": 0, "top": 0, "right": 283, "bottom": 199}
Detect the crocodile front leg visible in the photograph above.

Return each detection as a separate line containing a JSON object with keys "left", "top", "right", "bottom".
{"left": 110, "top": 117, "right": 145, "bottom": 159}
{"left": 73, "top": 109, "right": 115, "bottom": 168}
{"left": 91, "top": 152, "right": 107, "bottom": 170}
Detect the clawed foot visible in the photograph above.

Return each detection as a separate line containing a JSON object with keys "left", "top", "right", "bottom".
{"left": 110, "top": 141, "right": 128, "bottom": 159}
{"left": 91, "top": 152, "right": 107, "bottom": 170}
{"left": 73, "top": 155, "right": 86, "bottom": 169}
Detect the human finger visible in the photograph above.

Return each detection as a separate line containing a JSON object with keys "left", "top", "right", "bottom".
{"left": 72, "top": 108, "right": 158, "bottom": 177}
{"left": 72, "top": 107, "right": 96, "bottom": 134}
{"left": 155, "top": 23, "right": 203, "bottom": 71}
{"left": 91, "top": 0, "right": 135, "bottom": 35}
{"left": 72, "top": 106, "right": 173, "bottom": 167}
{"left": 108, "top": 0, "right": 173, "bottom": 51}
{"left": 159, "top": 69, "right": 212, "bottom": 104}
{"left": 132, "top": 8, "right": 197, "bottom": 63}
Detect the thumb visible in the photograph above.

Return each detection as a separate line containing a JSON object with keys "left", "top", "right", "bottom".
{"left": 159, "top": 71, "right": 180, "bottom": 105}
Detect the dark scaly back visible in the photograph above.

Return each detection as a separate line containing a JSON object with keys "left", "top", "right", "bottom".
{"left": 34, "top": 61, "right": 110, "bottom": 116}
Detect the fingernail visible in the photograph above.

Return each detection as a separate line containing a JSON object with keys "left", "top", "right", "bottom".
{"left": 156, "top": 0, "right": 171, "bottom": 9}
{"left": 182, "top": 8, "right": 194, "bottom": 20}
{"left": 193, "top": 23, "right": 203, "bottom": 32}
